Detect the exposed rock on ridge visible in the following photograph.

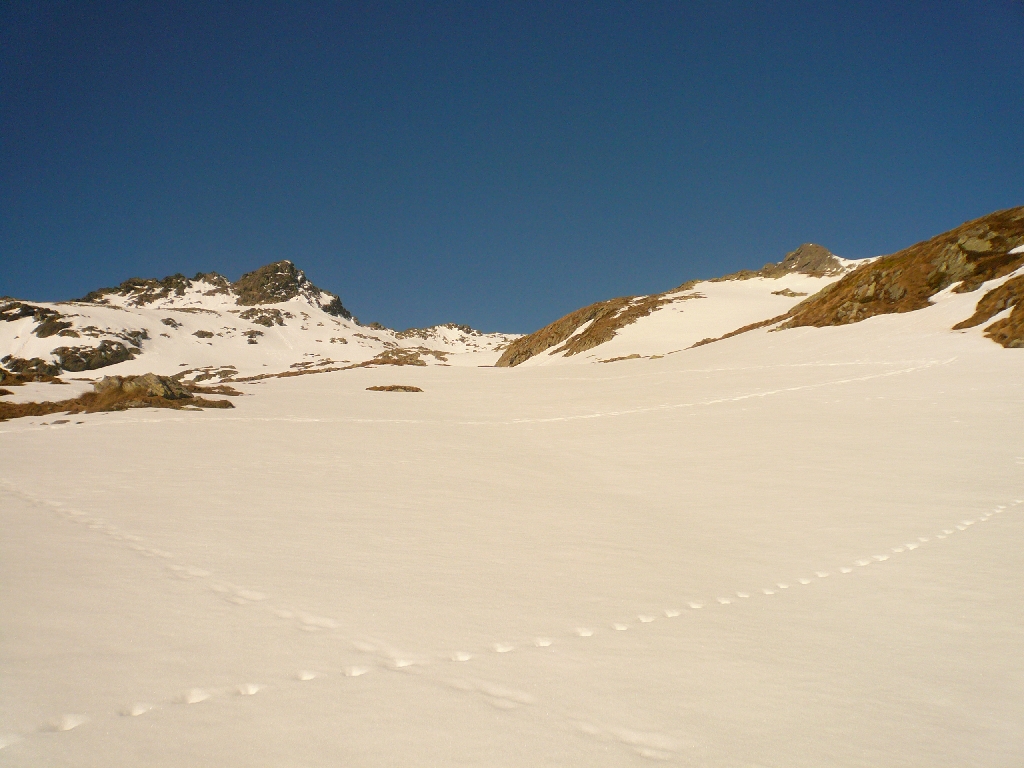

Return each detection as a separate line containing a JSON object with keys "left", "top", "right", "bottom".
{"left": 79, "top": 260, "right": 352, "bottom": 318}
{"left": 711, "top": 244, "right": 846, "bottom": 282}
{"left": 780, "top": 206, "right": 1024, "bottom": 331}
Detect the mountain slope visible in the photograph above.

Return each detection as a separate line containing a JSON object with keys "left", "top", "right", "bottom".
{"left": 780, "top": 206, "right": 1024, "bottom": 342}
{"left": 496, "top": 244, "right": 862, "bottom": 367}
{"left": 497, "top": 209, "right": 1024, "bottom": 367}
{"left": 1, "top": 261, "right": 516, "bottom": 383}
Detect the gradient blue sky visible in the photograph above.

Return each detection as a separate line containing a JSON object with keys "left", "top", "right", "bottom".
{"left": 3, "top": 1, "right": 1023, "bottom": 332}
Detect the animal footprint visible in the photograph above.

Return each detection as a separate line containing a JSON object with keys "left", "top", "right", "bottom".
{"left": 798, "top": 578, "right": 812, "bottom": 585}
{"left": 492, "top": 643, "right": 514, "bottom": 653}
{"left": 452, "top": 651, "right": 473, "bottom": 661}
{"left": 688, "top": 602, "right": 704, "bottom": 609}
{"left": 182, "top": 689, "right": 209, "bottom": 704}
{"left": 612, "top": 623, "right": 630, "bottom": 630}
{"left": 121, "top": 703, "right": 152, "bottom": 717}
{"left": 576, "top": 627, "right": 594, "bottom": 637}
{"left": 344, "top": 666, "right": 370, "bottom": 677}
{"left": 297, "top": 670, "right": 317, "bottom": 681}
{"left": 762, "top": 588, "right": 775, "bottom": 595}
{"left": 0, "top": 734, "right": 22, "bottom": 750}
{"left": 638, "top": 614, "right": 656, "bottom": 623}
{"left": 52, "top": 714, "right": 88, "bottom": 731}
{"left": 237, "top": 683, "right": 262, "bottom": 695}
{"left": 534, "top": 637, "right": 553, "bottom": 647}
{"left": 663, "top": 609, "right": 680, "bottom": 617}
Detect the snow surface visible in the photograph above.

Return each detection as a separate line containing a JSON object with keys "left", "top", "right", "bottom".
{"left": 2, "top": 274, "right": 1024, "bottom": 766}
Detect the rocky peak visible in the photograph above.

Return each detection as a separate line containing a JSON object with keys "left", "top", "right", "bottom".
{"left": 768, "top": 243, "right": 844, "bottom": 276}
{"left": 231, "top": 261, "right": 351, "bottom": 318}
{"left": 76, "top": 260, "right": 352, "bottom": 318}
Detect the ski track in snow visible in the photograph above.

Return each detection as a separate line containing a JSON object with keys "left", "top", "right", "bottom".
{"left": 0, "top": 358, "right": 954, "bottom": 435}
{"left": 1, "top": 476, "right": 1019, "bottom": 763}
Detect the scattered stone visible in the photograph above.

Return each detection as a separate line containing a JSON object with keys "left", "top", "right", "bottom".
{"left": 193, "top": 330, "right": 214, "bottom": 339}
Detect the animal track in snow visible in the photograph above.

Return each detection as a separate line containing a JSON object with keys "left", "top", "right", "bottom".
{"left": 180, "top": 688, "right": 210, "bottom": 705}
{"left": 50, "top": 714, "right": 88, "bottom": 732}
{"left": 4, "top": 478, "right": 1019, "bottom": 756}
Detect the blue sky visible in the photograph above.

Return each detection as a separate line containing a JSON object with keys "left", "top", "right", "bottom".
{"left": 3, "top": 1, "right": 1022, "bottom": 332}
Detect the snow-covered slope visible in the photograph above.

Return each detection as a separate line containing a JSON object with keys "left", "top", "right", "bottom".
{"left": 0, "top": 261, "right": 517, "bottom": 382}
{"left": 3, "top": 216, "right": 1024, "bottom": 767}
{"left": 2, "top": 267, "right": 1023, "bottom": 767}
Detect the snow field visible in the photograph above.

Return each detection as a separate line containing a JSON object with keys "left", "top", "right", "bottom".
{"left": 2, "top": 277, "right": 1024, "bottom": 766}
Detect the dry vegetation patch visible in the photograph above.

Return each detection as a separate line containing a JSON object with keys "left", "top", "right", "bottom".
{"left": 496, "top": 289, "right": 703, "bottom": 367}
{"left": 781, "top": 207, "right": 1024, "bottom": 330}
{"left": 0, "top": 373, "right": 236, "bottom": 422}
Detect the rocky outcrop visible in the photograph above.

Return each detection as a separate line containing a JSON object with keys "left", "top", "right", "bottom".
{"left": 366, "top": 385, "right": 423, "bottom": 392}
{"left": 781, "top": 207, "right": 1024, "bottom": 330}
{"left": 52, "top": 341, "right": 136, "bottom": 372}
{"left": 1, "top": 355, "right": 63, "bottom": 378}
{"left": 0, "top": 372, "right": 235, "bottom": 422}
{"left": 239, "top": 307, "right": 290, "bottom": 326}
{"left": 80, "top": 273, "right": 199, "bottom": 305}
{"left": 952, "top": 273, "right": 1024, "bottom": 348}
{"left": 231, "top": 261, "right": 352, "bottom": 318}
{"left": 712, "top": 244, "right": 846, "bottom": 282}
{"left": 95, "top": 373, "right": 192, "bottom": 399}
{"left": 78, "top": 261, "right": 353, "bottom": 319}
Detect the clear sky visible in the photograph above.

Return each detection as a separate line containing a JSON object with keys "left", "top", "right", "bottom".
{"left": 3, "top": 1, "right": 1023, "bottom": 332}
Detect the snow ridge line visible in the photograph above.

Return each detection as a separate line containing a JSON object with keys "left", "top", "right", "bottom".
{"left": 1, "top": 478, "right": 1017, "bottom": 763}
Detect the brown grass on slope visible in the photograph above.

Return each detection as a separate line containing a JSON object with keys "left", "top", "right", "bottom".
{"left": 781, "top": 206, "right": 1024, "bottom": 330}
{"left": 0, "top": 375, "right": 236, "bottom": 422}
{"left": 495, "top": 284, "right": 701, "bottom": 368}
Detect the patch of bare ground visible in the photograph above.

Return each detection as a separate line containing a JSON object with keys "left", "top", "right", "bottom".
{"left": 950, "top": 273, "right": 1024, "bottom": 347}
{"left": 495, "top": 285, "right": 703, "bottom": 367}
{"left": 690, "top": 314, "right": 791, "bottom": 348}
{"left": 366, "top": 385, "right": 423, "bottom": 392}
{"left": 231, "top": 348, "right": 445, "bottom": 383}
{"left": 0, "top": 373, "right": 236, "bottom": 422}
{"left": 780, "top": 206, "right": 1024, "bottom": 330}
{"left": 771, "top": 288, "right": 807, "bottom": 297}
{"left": 599, "top": 354, "right": 642, "bottom": 363}
{"left": 0, "top": 367, "right": 66, "bottom": 386}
